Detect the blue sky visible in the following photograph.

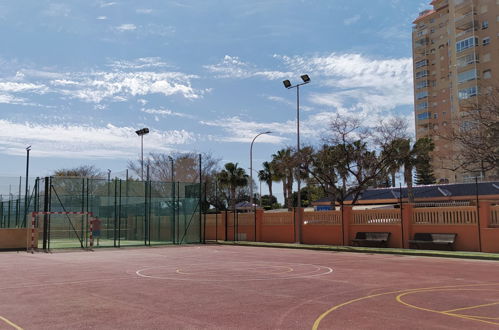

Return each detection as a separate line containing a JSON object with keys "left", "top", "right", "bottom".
{"left": 0, "top": 0, "right": 430, "bottom": 197}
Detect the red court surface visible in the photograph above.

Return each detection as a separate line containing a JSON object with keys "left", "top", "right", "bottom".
{"left": 1, "top": 245, "right": 499, "bottom": 329}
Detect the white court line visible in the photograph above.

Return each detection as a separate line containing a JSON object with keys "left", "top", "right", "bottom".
{"left": 135, "top": 261, "right": 333, "bottom": 282}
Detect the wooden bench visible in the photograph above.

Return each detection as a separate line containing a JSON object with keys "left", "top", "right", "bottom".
{"left": 409, "top": 233, "right": 457, "bottom": 250}
{"left": 351, "top": 232, "right": 391, "bottom": 247}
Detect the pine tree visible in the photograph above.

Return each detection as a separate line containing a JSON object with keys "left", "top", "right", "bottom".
{"left": 415, "top": 156, "right": 436, "bottom": 185}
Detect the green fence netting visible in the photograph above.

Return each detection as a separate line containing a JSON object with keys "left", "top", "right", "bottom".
{"left": 0, "top": 177, "right": 201, "bottom": 249}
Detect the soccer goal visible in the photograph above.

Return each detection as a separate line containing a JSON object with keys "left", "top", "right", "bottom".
{"left": 28, "top": 211, "right": 101, "bottom": 253}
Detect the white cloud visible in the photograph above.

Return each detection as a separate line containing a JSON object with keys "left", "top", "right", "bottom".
{"left": 204, "top": 55, "right": 292, "bottom": 80}
{"left": 0, "top": 82, "right": 48, "bottom": 105}
{"left": 275, "top": 53, "right": 413, "bottom": 118}
{"left": 140, "top": 108, "right": 193, "bottom": 118}
{"left": 96, "top": 16, "right": 107, "bottom": 20}
{"left": 100, "top": 2, "right": 117, "bottom": 8}
{"left": 0, "top": 82, "right": 47, "bottom": 93}
{"left": 0, "top": 60, "right": 203, "bottom": 106}
{"left": 0, "top": 94, "right": 25, "bottom": 104}
{"left": 116, "top": 24, "right": 137, "bottom": 32}
{"left": 266, "top": 95, "right": 313, "bottom": 111}
{"left": 43, "top": 3, "right": 71, "bottom": 17}
{"left": 136, "top": 8, "right": 153, "bottom": 14}
{"left": 0, "top": 120, "right": 195, "bottom": 159}
{"left": 108, "top": 57, "right": 171, "bottom": 70}
{"left": 201, "top": 116, "right": 309, "bottom": 144}
{"left": 344, "top": 14, "right": 361, "bottom": 25}
{"left": 57, "top": 72, "right": 199, "bottom": 102}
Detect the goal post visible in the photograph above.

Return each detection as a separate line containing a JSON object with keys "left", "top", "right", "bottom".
{"left": 27, "top": 211, "right": 99, "bottom": 253}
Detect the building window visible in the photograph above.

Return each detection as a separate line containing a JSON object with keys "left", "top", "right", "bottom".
{"left": 458, "top": 86, "right": 478, "bottom": 99}
{"left": 418, "top": 112, "right": 431, "bottom": 120}
{"left": 483, "top": 53, "right": 491, "bottom": 62}
{"left": 482, "top": 20, "right": 489, "bottom": 29}
{"left": 458, "top": 69, "right": 478, "bottom": 83}
{"left": 416, "top": 91, "right": 429, "bottom": 99}
{"left": 415, "top": 59, "right": 429, "bottom": 68}
{"left": 417, "top": 30, "right": 427, "bottom": 37}
{"left": 417, "top": 102, "right": 429, "bottom": 110}
{"left": 457, "top": 53, "right": 479, "bottom": 67}
{"left": 416, "top": 80, "right": 429, "bottom": 89}
{"left": 433, "top": 113, "right": 438, "bottom": 119}
{"left": 456, "top": 37, "right": 478, "bottom": 52}
{"left": 483, "top": 37, "right": 490, "bottom": 46}
{"left": 416, "top": 70, "right": 429, "bottom": 79}
{"left": 483, "top": 69, "right": 492, "bottom": 79}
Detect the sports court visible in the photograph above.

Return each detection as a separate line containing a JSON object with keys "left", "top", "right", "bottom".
{"left": 1, "top": 245, "right": 499, "bottom": 329}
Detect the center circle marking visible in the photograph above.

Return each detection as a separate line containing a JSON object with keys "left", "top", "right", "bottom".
{"left": 136, "top": 261, "right": 333, "bottom": 281}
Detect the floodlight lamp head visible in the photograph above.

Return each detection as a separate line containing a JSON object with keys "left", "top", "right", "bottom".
{"left": 282, "top": 80, "right": 292, "bottom": 88}
{"left": 135, "top": 128, "right": 150, "bottom": 136}
{"left": 26, "top": 145, "right": 31, "bottom": 151}
{"left": 264, "top": 131, "right": 272, "bottom": 134}
{"left": 301, "top": 74, "right": 310, "bottom": 83}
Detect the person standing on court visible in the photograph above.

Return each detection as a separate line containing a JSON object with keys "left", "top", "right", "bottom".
{"left": 91, "top": 218, "right": 102, "bottom": 247}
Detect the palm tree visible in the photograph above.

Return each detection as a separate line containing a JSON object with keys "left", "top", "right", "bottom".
{"left": 258, "top": 161, "right": 274, "bottom": 198}
{"left": 391, "top": 137, "right": 435, "bottom": 202}
{"left": 272, "top": 148, "right": 295, "bottom": 210}
{"left": 217, "top": 162, "right": 249, "bottom": 210}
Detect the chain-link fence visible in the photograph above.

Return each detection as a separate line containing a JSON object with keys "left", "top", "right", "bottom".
{"left": 1, "top": 177, "right": 201, "bottom": 249}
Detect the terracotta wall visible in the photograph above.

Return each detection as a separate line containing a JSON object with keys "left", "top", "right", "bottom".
{"left": 0, "top": 228, "right": 37, "bottom": 250}
{"left": 204, "top": 202, "right": 499, "bottom": 253}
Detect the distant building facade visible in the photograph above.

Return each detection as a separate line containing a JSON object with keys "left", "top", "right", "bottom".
{"left": 412, "top": 0, "right": 499, "bottom": 183}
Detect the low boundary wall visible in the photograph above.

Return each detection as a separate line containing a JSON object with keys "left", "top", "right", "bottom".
{"left": 205, "top": 201, "right": 499, "bottom": 253}
{"left": 0, "top": 228, "right": 38, "bottom": 250}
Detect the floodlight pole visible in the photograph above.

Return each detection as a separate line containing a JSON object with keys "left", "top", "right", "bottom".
{"left": 140, "top": 135, "right": 144, "bottom": 180}
{"left": 135, "top": 128, "right": 149, "bottom": 181}
{"left": 250, "top": 131, "right": 271, "bottom": 206}
{"left": 168, "top": 156, "right": 174, "bottom": 183}
{"left": 24, "top": 146, "right": 31, "bottom": 222}
{"left": 283, "top": 75, "right": 310, "bottom": 244}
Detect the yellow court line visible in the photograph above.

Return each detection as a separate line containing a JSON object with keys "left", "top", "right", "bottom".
{"left": 396, "top": 290, "right": 499, "bottom": 327}
{"left": 312, "top": 283, "right": 499, "bottom": 330}
{"left": 454, "top": 314, "right": 499, "bottom": 321}
{"left": 0, "top": 316, "right": 23, "bottom": 330}
{"left": 443, "top": 301, "right": 499, "bottom": 313}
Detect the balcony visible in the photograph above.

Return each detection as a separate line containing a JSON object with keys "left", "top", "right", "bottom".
{"left": 414, "top": 37, "right": 430, "bottom": 48}
{"left": 454, "top": 0, "right": 474, "bottom": 16}
{"left": 456, "top": 27, "right": 477, "bottom": 39}
{"left": 455, "top": 12, "right": 477, "bottom": 31}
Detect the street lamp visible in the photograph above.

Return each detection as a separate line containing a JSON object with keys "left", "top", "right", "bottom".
{"left": 283, "top": 74, "right": 310, "bottom": 243}
{"left": 250, "top": 131, "right": 271, "bottom": 206}
{"left": 248, "top": 168, "right": 263, "bottom": 207}
{"left": 135, "top": 128, "right": 150, "bottom": 181}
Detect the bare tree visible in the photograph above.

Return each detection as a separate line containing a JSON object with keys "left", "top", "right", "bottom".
{"left": 441, "top": 86, "right": 499, "bottom": 180}
{"left": 52, "top": 165, "right": 105, "bottom": 178}
{"left": 301, "top": 114, "right": 409, "bottom": 208}
{"left": 128, "top": 152, "right": 220, "bottom": 183}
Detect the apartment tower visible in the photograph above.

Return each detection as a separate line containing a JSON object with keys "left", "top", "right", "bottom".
{"left": 412, "top": 0, "right": 498, "bottom": 183}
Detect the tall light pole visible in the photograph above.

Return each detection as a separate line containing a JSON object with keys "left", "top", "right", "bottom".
{"left": 135, "top": 128, "right": 150, "bottom": 181}
{"left": 24, "top": 146, "right": 31, "bottom": 220}
{"left": 283, "top": 74, "right": 310, "bottom": 243}
{"left": 168, "top": 156, "right": 174, "bottom": 183}
{"left": 248, "top": 168, "right": 263, "bottom": 207}
{"left": 250, "top": 131, "right": 271, "bottom": 206}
